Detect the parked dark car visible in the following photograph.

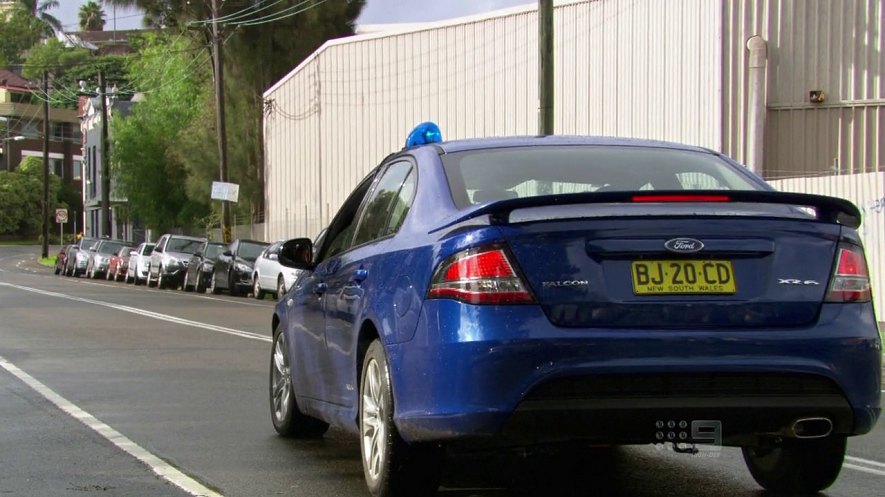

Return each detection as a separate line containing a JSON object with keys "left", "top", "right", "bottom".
{"left": 107, "top": 245, "right": 134, "bottom": 281}
{"left": 54, "top": 244, "right": 75, "bottom": 275}
{"left": 209, "top": 239, "right": 268, "bottom": 296}
{"left": 269, "top": 124, "right": 881, "bottom": 497}
{"left": 85, "top": 239, "right": 129, "bottom": 279}
{"left": 147, "top": 234, "right": 207, "bottom": 289}
{"left": 182, "top": 241, "right": 226, "bottom": 293}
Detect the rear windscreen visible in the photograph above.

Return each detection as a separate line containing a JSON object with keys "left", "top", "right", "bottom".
{"left": 441, "top": 146, "right": 764, "bottom": 209}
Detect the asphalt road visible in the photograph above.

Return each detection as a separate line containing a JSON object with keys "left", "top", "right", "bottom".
{"left": 0, "top": 245, "right": 882, "bottom": 497}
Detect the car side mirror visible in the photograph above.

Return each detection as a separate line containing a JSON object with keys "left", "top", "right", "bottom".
{"left": 129, "top": 251, "right": 137, "bottom": 257}
{"left": 268, "top": 253, "right": 279, "bottom": 261}
{"left": 154, "top": 246, "right": 163, "bottom": 253}
{"left": 194, "top": 251, "right": 203, "bottom": 258}
{"left": 279, "top": 238, "right": 313, "bottom": 269}
{"left": 223, "top": 250, "right": 233, "bottom": 257}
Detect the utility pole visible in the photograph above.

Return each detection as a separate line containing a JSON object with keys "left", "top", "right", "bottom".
{"left": 538, "top": 0, "right": 554, "bottom": 136}
{"left": 211, "top": 0, "right": 232, "bottom": 243}
{"left": 99, "top": 71, "right": 111, "bottom": 237}
{"left": 41, "top": 70, "right": 50, "bottom": 258}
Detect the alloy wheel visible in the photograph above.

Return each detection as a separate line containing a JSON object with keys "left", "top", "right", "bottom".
{"left": 271, "top": 332, "right": 292, "bottom": 424}
{"left": 361, "top": 357, "right": 386, "bottom": 483}
{"left": 277, "top": 277, "right": 286, "bottom": 300}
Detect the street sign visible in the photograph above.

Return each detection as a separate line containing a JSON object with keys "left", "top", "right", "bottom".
{"left": 55, "top": 208, "right": 68, "bottom": 224}
{"left": 211, "top": 181, "right": 240, "bottom": 203}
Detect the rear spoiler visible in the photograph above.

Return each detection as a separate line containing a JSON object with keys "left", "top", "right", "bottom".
{"left": 433, "top": 190, "right": 862, "bottom": 232}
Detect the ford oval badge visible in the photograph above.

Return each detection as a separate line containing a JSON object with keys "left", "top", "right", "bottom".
{"left": 664, "top": 238, "right": 704, "bottom": 253}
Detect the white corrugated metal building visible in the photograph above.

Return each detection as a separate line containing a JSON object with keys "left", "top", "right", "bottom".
{"left": 263, "top": 0, "right": 883, "bottom": 237}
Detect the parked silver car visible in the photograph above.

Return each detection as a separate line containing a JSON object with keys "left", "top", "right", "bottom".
{"left": 252, "top": 240, "right": 303, "bottom": 300}
{"left": 147, "top": 234, "right": 207, "bottom": 289}
{"left": 67, "top": 236, "right": 100, "bottom": 277}
{"left": 127, "top": 242, "right": 156, "bottom": 285}
{"left": 85, "top": 239, "right": 128, "bottom": 279}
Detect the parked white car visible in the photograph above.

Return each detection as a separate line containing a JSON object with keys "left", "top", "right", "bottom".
{"left": 252, "top": 240, "right": 303, "bottom": 300}
{"left": 127, "top": 242, "right": 156, "bottom": 285}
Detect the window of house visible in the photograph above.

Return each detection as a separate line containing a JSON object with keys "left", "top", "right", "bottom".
{"left": 73, "top": 160, "right": 82, "bottom": 180}
{"left": 51, "top": 158, "right": 63, "bottom": 178}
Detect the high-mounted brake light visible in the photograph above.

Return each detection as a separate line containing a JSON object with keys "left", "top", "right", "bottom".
{"left": 631, "top": 194, "right": 731, "bottom": 203}
{"left": 427, "top": 245, "right": 535, "bottom": 304}
{"left": 826, "top": 245, "right": 871, "bottom": 302}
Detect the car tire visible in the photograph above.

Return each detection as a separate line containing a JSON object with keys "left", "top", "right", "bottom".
{"left": 360, "top": 340, "right": 443, "bottom": 497}
{"left": 210, "top": 273, "right": 221, "bottom": 295}
{"left": 277, "top": 275, "right": 286, "bottom": 301}
{"left": 195, "top": 270, "right": 205, "bottom": 293}
{"left": 269, "top": 324, "right": 329, "bottom": 438}
{"left": 253, "top": 275, "right": 264, "bottom": 300}
{"left": 229, "top": 271, "right": 240, "bottom": 297}
{"left": 742, "top": 435, "right": 846, "bottom": 493}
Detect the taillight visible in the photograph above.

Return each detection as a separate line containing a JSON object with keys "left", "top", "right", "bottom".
{"left": 427, "top": 245, "right": 535, "bottom": 304}
{"left": 826, "top": 245, "right": 871, "bottom": 302}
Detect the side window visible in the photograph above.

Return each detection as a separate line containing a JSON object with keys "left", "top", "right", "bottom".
{"left": 352, "top": 161, "right": 413, "bottom": 247}
{"left": 384, "top": 168, "right": 417, "bottom": 236}
{"left": 320, "top": 173, "right": 378, "bottom": 261}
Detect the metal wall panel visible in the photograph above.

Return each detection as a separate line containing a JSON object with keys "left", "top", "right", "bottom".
{"left": 770, "top": 172, "right": 885, "bottom": 317}
{"left": 264, "top": 0, "right": 723, "bottom": 242}
{"left": 722, "top": 0, "right": 883, "bottom": 174}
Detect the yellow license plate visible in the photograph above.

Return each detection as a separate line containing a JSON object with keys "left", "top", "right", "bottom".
{"left": 631, "top": 260, "right": 736, "bottom": 295}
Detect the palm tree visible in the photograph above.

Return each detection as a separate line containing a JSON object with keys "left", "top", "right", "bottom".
{"left": 79, "top": 1, "right": 106, "bottom": 31}
{"left": 17, "top": 0, "right": 62, "bottom": 34}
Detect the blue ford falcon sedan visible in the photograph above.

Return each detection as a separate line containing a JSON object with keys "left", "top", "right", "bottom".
{"left": 270, "top": 124, "right": 881, "bottom": 497}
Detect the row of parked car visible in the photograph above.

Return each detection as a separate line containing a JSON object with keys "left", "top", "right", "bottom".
{"left": 53, "top": 233, "right": 302, "bottom": 299}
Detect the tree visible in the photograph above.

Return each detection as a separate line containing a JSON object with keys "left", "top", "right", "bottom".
{"left": 110, "top": 33, "right": 210, "bottom": 233}
{"left": 79, "top": 1, "right": 106, "bottom": 31}
{"left": 104, "top": 0, "right": 365, "bottom": 222}
{"left": 0, "top": 157, "right": 62, "bottom": 237}
{"left": 0, "top": 7, "right": 45, "bottom": 65}
{"left": 22, "top": 39, "right": 90, "bottom": 80}
{"left": 17, "top": 0, "right": 62, "bottom": 35}
{"left": 21, "top": 39, "right": 127, "bottom": 112}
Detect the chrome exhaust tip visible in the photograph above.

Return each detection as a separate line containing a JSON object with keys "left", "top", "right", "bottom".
{"left": 790, "top": 417, "right": 833, "bottom": 439}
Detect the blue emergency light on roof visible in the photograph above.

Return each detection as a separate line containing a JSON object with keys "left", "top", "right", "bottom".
{"left": 405, "top": 122, "right": 443, "bottom": 148}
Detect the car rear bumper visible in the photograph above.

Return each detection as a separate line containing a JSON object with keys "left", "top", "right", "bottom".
{"left": 389, "top": 301, "right": 882, "bottom": 445}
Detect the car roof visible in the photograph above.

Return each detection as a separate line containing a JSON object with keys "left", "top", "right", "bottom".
{"left": 427, "top": 135, "right": 716, "bottom": 155}
{"left": 167, "top": 234, "right": 206, "bottom": 241}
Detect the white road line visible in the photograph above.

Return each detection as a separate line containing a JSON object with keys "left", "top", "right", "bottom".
{"left": 58, "top": 279, "right": 272, "bottom": 308}
{"left": 0, "top": 282, "right": 271, "bottom": 343}
{"left": 845, "top": 463, "right": 885, "bottom": 477}
{"left": 846, "top": 456, "right": 885, "bottom": 469}
{"left": 0, "top": 356, "right": 223, "bottom": 497}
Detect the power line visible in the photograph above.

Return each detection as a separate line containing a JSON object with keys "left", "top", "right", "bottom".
{"left": 188, "top": 0, "right": 285, "bottom": 26}
{"left": 226, "top": 0, "right": 329, "bottom": 27}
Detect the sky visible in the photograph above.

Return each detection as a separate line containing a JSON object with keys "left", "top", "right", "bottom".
{"left": 50, "top": 0, "right": 533, "bottom": 32}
